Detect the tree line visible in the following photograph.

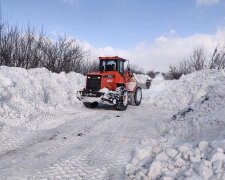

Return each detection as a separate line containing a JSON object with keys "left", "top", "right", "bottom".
{"left": 136, "top": 46, "right": 225, "bottom": 80}
{"left": 167, "top": 46, "right": 225, "bottom": 79}
{"left": 0, "top": 22, "right": 98, "bottom": 74}
{"left": 0, "top": 21, "right": 224, "bottom": 78}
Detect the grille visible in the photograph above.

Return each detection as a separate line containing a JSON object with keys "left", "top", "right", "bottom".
{"left": 86, "top": 75, "right": 101, "bottom": 91}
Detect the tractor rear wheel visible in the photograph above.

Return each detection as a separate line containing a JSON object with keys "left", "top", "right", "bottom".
{"left": 130, "top": 87, "right": 142, "bottom": 106}
{"left": 83, "top": 102, "right": 98, "bottom": 108}
{"left": 115, "top": 90, "right": 128, "bottom": 111}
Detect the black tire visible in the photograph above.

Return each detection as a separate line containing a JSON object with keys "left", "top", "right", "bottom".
{"left": 83, "top": 102, "right": 98, "bottom": 108}
{"left": 130, "top": 87, "right": 142, "bottom": 106}
{"left": 114, "top": 91, "right": 128, "bottom": 111}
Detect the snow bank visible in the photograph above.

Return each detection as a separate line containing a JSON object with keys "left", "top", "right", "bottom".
{"left": 147, "top": 69, "right": 225, "bottom": 141}
{"left": 128, "top": 69, "right": 225, "bottom": 179}
{"left": 126, "top": 139, "right": 225, "bottom": 179}
{"left": 0, "top": 66, "right": 85, "bottom": 127}
{"left": 143, "top": 69, "right": 225, "bottom": 112}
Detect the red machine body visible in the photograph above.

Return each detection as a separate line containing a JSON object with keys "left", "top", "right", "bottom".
{"left": 77, "top": 56, "right": 151, "bottom": 110}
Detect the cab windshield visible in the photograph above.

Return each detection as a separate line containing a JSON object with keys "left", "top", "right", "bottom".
{"left": 100, "top": 60, "right": 117, "bottom": 71}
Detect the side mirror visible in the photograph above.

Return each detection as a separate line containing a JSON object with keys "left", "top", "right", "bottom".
{"left": 127, "top": 64, "right": 132, "bottom": 76}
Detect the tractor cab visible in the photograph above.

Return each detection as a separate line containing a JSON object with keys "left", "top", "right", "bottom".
{"left": 86, "top": 57, "right": 130, "bottom": 91}
{"left": 99, "top": 56, "right": 126, "bottom": 75}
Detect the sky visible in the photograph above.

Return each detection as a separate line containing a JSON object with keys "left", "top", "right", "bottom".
{"left": 1, "top": 0, "right": 225, "bottom": 71}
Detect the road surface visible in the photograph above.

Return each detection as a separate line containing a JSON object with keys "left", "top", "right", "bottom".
{"left": 0, "top": 104, "right": 170, "bottom": 179}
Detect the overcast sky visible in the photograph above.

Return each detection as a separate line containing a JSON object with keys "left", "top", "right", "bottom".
{"left": 1, "top": 0, "right": 225, "bottom": 71}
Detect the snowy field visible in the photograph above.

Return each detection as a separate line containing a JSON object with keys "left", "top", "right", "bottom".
{"left": 0, "top": 66, "right": 225, "bottom": 179}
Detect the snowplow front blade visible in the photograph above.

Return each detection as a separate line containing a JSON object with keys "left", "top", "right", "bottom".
{"left": 77, "top": 90, "right": 104, "bottom": 103}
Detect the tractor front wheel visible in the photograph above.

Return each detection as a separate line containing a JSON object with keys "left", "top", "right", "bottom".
{"left": 115, "top": 91, "right": 128, "bottom": 111}
{"left": 83, "top": 102, "right": 98, "bottom": 108}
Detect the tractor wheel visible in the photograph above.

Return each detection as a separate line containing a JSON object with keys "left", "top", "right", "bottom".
{"left": 115, "top": 90, "right": 128, "bottom": 111}
{"left": 130, "top": 87, "right": 142, "bottom": 106}
{"left": 83, "top": 102, "right": 98, "bottom": 108}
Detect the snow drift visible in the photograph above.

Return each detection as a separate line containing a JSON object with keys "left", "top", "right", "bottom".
{"left": 128, "top": 69, "right": 225, "bottom": 179}
{"left": 143, "top": 69, "right": 225, "bottom": 112}
{"left": 0, "top": 66, "right": 85, "bottom": 127}
{"left": 143, "top": 69, "right": 225, "bottom": 140}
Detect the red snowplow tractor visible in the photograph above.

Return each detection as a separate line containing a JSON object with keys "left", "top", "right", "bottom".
{"left": 77, "top": 56, "right": 151, "bottom": 111}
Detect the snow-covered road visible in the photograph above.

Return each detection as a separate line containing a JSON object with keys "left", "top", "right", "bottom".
{"left": 0, "top": 104, "right": 170, "bottom": 179}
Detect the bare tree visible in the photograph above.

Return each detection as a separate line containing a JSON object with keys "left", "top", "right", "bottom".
{"left": 167, "top": 47, "right": 207, "bottom": 80}
{"left": 189, "top": 47, "right": 206, "bottom": 71}
{"left": 209, "top": 45, "right": 225, "bottom": 70}
{"left": 0, "top": 21, "right": 91, "bottom": 74}
{"left": 129, "top": 64, "right": 145, "bottom": 74}
{"left": 79, "top": 53, "right": 99, "bottom": 75}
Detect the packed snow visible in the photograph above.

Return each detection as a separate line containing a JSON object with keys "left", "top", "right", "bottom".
{"left": 0, "top": 66, "right": 225, "bottom": 179}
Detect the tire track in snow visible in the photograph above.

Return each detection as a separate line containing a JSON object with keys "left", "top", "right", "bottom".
{"left": 0, "top": 105, "right": 170, "bottom": 179}
{"left": 0, "top": 112, "right": 79, "bottom": 156}
{"left": 0, "top": 108, "right": 98, "bottom": 156}
{"left": 0, "top": 110, "right": 114, "bottom": 179}
{"left": 32, "top": 113, "right": 124, "bottom": 179}
{"left": 31, "top": 105, "right": 161, "bottom": 179}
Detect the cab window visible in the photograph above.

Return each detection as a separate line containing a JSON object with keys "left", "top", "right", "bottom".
{"left": 118, "top": 61, "right": 124, "bottom": 74}
{"left": 100, "top": 60, "right": 117, "bottom": 71}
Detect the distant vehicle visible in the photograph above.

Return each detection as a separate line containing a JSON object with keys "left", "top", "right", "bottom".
{"left": 77, "top": 56, "right": 151, "bottom": 110}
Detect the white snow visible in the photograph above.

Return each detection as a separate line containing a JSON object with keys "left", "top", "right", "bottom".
{"left": 127, "top": 69, "right": 225, "bottom": 179}
{"left": 0, "top": 66, "right": 85, "bottom": 128}
{"left": 143, "top": 69, "right": 225, "bottom": 112}
{"left": 126, "top": 140, "right": 225, "bottom": 179}
{"left": 133, "top": 73, "right": 151, "bottom": 84}
{"left": 0, "top": 66, "right": 225, "bottom": 179}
